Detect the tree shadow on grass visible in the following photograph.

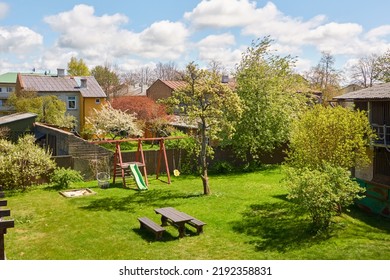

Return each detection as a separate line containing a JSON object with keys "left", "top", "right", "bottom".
{"left": 345, "top": 205, "right": 390, "bottom": 233}
{"left": 79, "top": 189, "right": 203, "bottom": 212}
{"left": 232, "top": 199, "right": 331, "bottom": 252}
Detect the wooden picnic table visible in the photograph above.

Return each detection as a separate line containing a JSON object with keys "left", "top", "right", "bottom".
{"left": 154, "top": 207, "right": 193, "bottom": 238}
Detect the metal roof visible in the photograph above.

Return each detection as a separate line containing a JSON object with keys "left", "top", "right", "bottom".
{"left": 19, "top": 74, "right": 107, "bottom": 98}
{"left": 0, "top": 113, "right": 37, "bottom": 125}
{"left": 160, "top": 80, "right": 187, "bottom": 90}
{"left": 0, "top": 72, "right": 18, "bottom": 84}
{"left": 334, "top": 83, "right": 390, "bottom": 100}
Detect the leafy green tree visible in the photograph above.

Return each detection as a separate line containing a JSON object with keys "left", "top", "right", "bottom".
{"left": 284, "top": 105, "right": 375, "bottom": 232}
{"left": 286, "top": 105, "right": 375, "bottom": 170}
{"left": 67, "top": 56, "right": 91, "bottom": 76}
{"left": 8, "top": 91, "right": 76, "bottom": 128}
{"left": 163, "top": 62, "right": 242, "bottom": 195}
{"left": 0, "top": 134, "right": 56, "bottom": 190}
{"left": 91, "top": 63, "right": 120, "bottom": 100}
{"left": 232, "top": 37, "right": 310, "bottom": 161}
{"left": 284, "top": 164, "right": 364, "bottom": 232}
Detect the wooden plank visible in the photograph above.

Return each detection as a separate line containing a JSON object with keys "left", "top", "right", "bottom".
{"left": 0, "top": 209, "right": 10, "bottom": 218}
{"left": 0, "top": 219, "right": 14, "bottom": 229}
{"left": 0, "top": 200, "right": 7, "bottom": 207}
{"left": 0, "top": 232, "right": 5, "bottom": 260}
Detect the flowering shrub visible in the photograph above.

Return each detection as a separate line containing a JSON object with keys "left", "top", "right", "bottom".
{"left": 0, "top": 135, "right": 56, "bottom": 190}
{"left": 86, "top": 104, "right": 143, "bottom": 139}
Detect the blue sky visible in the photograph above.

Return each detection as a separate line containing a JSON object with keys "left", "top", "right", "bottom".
{"left": 1, "top": 0, "right": 390, "bottom": 78}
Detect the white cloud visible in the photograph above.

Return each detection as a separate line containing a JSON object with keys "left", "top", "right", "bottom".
{"left": 0, "top": 26, "right": 43, "bottom": 54}
{"left": 43, "top": 5, "right": 190, "bottom": 65}
{"left": 197, "top": 33, "right": 242, "bottom": 69}
{"left": 138, "top": 20, "right": 190, "bottom": 59}
{"left": 184, "top": 0, "right": 259, "bottom": 28}
{"left": 365, "top": 25, "right": 390, "bottom": 41}
{"left": 0, "top": 2, "right": 9, "bottom": 19}
{"left": 185, "top": 0, "right": 390, "bottom": 62}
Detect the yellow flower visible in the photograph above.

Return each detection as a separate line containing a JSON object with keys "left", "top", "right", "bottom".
{"left": 173, "top": 169, "right": 180, "bottom": 177}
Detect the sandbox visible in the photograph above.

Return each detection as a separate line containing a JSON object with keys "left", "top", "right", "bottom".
{"left": 59, "top": 188, "right": 96, "bottom": 198}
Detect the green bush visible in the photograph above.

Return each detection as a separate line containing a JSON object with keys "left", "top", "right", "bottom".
{"left": 0, "top": 135, "right": 56, "bottom": 190}
{"left": 209, "top": 160, "right": 234, "bottom": 174}
{"left": 50, "top": 167, "right": 83, "bottom": 189}
{"left": 284, "top": 163, "right": 364, "bottom": 232}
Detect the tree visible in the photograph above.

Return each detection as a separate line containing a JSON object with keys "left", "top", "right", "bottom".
{"left": 163, "top": 62, "right": 242, "bottom": 195}
{"left": 111, "top": 96, "right": 170, "bottom": 137}
{"left": 154, "top": 61, "right": 181, "bottom": 81}
{"left": 305, "top": 51, "right": 343, "bottom": 102}
{"left": 85, "top": 103, "right": 143, "bottom": 139}
{"left": 374, "top": 49, "right": 390, "bottom": 83}
{"left": 8, "top": 91, "right": 76, "bottom": 128}
{"left": 67, "top": 56, "right": 90, "bottom": 76}
{"left": 91, "top": 63, "right": 120, "bottom": 100}
{"left": 232, "top": 37, "right": 310, "bottom": 161}
{"left": 286, "top": 105, "right": 375, "bottom": 170}
{"left": 284, "top": 163, "right": 364, "bottom": 232}
{"left": 284, "top": 105, "right": 375, "bottom": 231}
{"left": 349, "top": 54, "right": 379, "bottom": 88}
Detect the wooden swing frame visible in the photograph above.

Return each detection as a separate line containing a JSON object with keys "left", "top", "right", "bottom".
{"left": 92, "top": 137, "right": 183, "bottom": 187}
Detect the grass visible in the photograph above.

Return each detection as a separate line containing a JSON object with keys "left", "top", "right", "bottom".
{"left": 4, "top": 165, "right": 390, "bottom": 260}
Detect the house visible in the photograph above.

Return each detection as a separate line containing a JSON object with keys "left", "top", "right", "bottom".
{"left": 334, "top": 83, "right": 390, "bottom": 217}
{"left": 0, "top": 72, "right": 18, "bottom": 115}
{"left": 15, "top": 69, "right": 107, "bottom": 133}
{"left": 146, "top": 79, "right": 187, "bottom": 102}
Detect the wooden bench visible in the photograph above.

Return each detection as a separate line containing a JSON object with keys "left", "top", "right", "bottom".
{"left": 137, "top": 217, "right": 165, "bottom": 240}
{"left": 186, "top": 218, "right": 206, "bottom": 234}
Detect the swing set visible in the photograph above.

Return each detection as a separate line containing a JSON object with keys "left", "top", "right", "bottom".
{"left": 93, "top": 137, "right": 183, "bottom": 188}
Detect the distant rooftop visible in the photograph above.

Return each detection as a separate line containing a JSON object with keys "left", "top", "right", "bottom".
{"left": 160, "top": 80, "right": 187, "bottom": 90}
{"left": 334, "top": 83, "right": 390, "bottom": 101}
{"left": 0, "top": 72, "right": 18, "bottom": 84}
{"left": 18, "top": 74, "right": 107, "bottom": 98}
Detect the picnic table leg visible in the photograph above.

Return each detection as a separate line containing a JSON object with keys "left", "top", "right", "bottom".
{"left": 0, "top": 229, "right": 5, "bottom": 260}
{"left": 177, "top": 223, "right": 186, "bottom": 238}
{"left": 160, "top": 216, "right": 168, "bottom": 227}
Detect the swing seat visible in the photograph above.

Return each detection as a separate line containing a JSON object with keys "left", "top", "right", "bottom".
{"left": 117, "top": 161, "right": 144, "bottom": 169}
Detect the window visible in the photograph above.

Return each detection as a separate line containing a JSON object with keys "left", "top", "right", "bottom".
{"left": 6, "top": 87, "right": 13, "bottom": 93}
{"left": 95, "top": 98, "right": 101, "bottom": 104}
{"left": 0, "top": 100, "right": 3, "bottom": 107}
{"left": 67, "top": 96, "right": 77, "bottom": 110}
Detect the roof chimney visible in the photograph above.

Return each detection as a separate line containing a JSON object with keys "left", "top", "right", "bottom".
{"left": 57, "top": 68, "right": 65, "bottom": 77}
{"left": 221, "top": 75, "right": 229, "bottom": 83}
{"left": 80, "top": 78, "right": 87, "bottom": 88}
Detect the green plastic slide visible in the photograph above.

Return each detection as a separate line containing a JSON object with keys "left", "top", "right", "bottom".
{"left": 129, "top": 164, "right": 148, "bottom": 190}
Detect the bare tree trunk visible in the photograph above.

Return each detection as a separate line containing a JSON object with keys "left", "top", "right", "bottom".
{"left": 200, "top": 120, "right": 210, "bottom": 195}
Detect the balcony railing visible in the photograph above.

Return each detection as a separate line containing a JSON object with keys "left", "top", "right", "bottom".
{"left": 372, "top": 124, "right": 390, "bottom": 147}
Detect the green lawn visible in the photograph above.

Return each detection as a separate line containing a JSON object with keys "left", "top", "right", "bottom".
{"left": 4, "top": 166, "right": 390, "bottom": 260}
